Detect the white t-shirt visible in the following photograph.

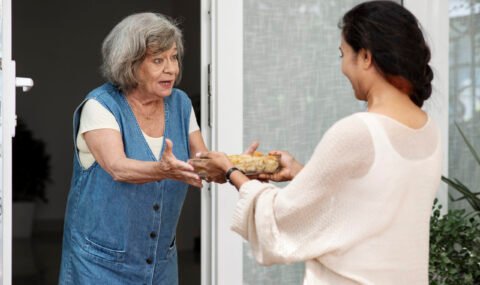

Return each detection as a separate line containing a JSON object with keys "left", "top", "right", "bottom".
{"left": 76, "top": 99, "right": 200, "bottom": 168}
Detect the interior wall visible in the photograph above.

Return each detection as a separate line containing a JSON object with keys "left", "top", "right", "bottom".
{"left": 13, "top": 0, "right": 201, "bottom": 250}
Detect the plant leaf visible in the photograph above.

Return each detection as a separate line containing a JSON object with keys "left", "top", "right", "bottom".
{"left": 455, "top": 122, "right": 480, "bottom": 166}
{"left": 442, "top": 176, "right": 480, "bottom": 211}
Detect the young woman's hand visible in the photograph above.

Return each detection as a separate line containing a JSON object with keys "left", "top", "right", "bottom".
{"left": 158, "top": 139, "right": 203, "bottom": 188}
{"left": 258, "top": 150, "right": 303, "bottom": 182}
{"left": 243, "top": 141, "right": 260, "bottom": 155}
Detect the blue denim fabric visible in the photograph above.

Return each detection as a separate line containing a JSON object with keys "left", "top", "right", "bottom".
{"left": 59, "top": 83, "right": 191, "bottom": 285}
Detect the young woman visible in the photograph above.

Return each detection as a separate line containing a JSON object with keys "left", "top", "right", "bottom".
{"left": 192, "top": 1, "right": 441, "bottom": 284}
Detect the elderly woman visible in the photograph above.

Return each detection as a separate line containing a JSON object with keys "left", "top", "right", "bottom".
{"left": 192, "top": 1, "right": 442, "bottom": 284}
{"left": 59, "top": 13, "right": 206, "bottom": 284}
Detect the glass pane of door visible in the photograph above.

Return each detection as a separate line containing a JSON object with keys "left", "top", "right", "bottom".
{"left": 242, "top": 0, "right": 401, "bottom": 283}
{"left": 448, "top": 0, "right": 480, "bottom": 212}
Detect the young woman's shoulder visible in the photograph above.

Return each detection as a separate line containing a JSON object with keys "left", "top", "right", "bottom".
{"left": 324, "top": 112, "right": 371, "bottom": 143}
{"left": 313, "top": 113, "right": 374, "bottom": 178}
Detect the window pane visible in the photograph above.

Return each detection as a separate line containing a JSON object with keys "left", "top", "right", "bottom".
{"left": 448, "top": 0, "right": 480, "bottom": 211}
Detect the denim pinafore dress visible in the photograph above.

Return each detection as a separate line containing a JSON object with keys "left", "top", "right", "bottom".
{"left": 59, "top": 83, "right": 191, "bottom": 285}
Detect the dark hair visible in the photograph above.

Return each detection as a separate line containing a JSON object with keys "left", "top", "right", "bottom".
{"left": 340, "top": 1, "right": 433, "bottom": 107}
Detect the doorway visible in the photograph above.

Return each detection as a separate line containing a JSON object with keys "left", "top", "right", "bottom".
{"left": 12, "top": 1, "right": 201, "bottom": 284}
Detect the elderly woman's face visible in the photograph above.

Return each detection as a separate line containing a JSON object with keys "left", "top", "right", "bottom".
{"left": 136, "top": 44, "right": 179, "bottom": 98}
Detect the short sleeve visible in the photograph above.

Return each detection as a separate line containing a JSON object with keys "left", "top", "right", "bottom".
{"left": 76, "top": 99, "right": 121, "bottom": 169}
{"left": 78, "top": 99, "right": 120, "bottom": 135}
{"left": 189, "top": 107, "right": 200, "bottom": 133}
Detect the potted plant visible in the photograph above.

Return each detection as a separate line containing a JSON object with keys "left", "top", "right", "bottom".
{"left": 12, "top": 118, "right": 50, "bottom": 238}
{"left": 429, "top": 199, "right": 480, "bottom": 284}
{"left": 429, "top": 123, "right": 480, "bottom": 284}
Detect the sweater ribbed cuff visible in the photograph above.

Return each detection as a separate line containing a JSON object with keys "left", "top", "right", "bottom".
{"left": 230, "top": 180, "right": 271, "bottom": 240}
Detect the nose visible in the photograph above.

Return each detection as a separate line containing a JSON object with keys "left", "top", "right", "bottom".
{"left": 163, "top": 58, "right": 177, "bottom": 74}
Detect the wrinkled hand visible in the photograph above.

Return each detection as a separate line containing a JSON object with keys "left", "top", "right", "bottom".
{"left": 159, "top": 139, "right": 202, "bottom": 188}
{"left": 257, "top": 150, "right": 303, "bottom": 182}
{"left": 190, "top": 151, "right": 234, "bottom": 184}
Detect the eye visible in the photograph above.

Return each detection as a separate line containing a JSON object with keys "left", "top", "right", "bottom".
{"left": 339, "top": 47, "right": 344, "bottom": 58}
{"left": 171, "top": 54, "right": 178, "bottom": 61}
{"left": 153, "top": 58, "right": 164, "bottom": 64}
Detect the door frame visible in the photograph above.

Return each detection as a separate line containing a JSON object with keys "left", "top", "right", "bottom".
{"left": 2, "top": 0, "right": 15, "bottom": 283}
{"left": 201, "top": 0, "right": 244, "bottom": 284}
{"left": 210, "top": 0, "right": 244, "bottom": 283}
{"left": 200, "top": 0, "right": 213, "bottom": 284}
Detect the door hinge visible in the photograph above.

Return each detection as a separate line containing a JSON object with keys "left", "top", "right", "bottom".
{"left": 207, "top": 63, "right": 212, "bottom": 127}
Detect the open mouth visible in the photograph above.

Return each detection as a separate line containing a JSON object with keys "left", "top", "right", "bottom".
{"left": 159, "top": 80, "right": 173, "bottom": 88}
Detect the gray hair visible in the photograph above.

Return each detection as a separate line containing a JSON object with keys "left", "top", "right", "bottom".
{"left": 101, "top": 12, "right": 184, "bottom": 91}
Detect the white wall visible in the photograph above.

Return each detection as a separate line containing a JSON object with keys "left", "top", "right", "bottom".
{"left": 13, "top": 0, "right": 201, "bottom": 250}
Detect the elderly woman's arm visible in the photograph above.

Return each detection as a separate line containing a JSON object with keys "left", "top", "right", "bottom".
{"left": 189, "top": 130, "right": 208, "bottom": 157}
{"left": 84, "top": 129, "right": 202, "bottom": 187}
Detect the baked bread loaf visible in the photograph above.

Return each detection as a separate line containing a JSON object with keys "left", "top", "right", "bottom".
{"left": 227, "top": 151, "right": 280, "bottom": 175}
{"left": 190, "top": 151, "right": 280, "bottom": 178}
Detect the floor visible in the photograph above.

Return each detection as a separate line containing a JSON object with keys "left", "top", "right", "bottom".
{"left": 13, "top": 232, "right": 201, "bottom": 285}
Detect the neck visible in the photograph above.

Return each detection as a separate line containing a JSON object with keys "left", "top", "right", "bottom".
{"left": 365, "top": 78, "right": 414, "bottom": 112}
{"left": 126, "top": 89, "right": 164, "bottom": 121}
{"left": 126, "top": 88, "right": 163, "bottom": 106}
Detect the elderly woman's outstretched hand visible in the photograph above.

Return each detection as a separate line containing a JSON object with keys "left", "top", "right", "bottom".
{"left": 190, "top": 141, "right": 261, "bottom": 184}
{"left": 257, "top": 150, "right": 303, "bottom": 182}
{"left": 192, "top": 151, "right": 232, "bottom": 184}
{"left": 159, "top": 139, "right": 203, "bottom": 188}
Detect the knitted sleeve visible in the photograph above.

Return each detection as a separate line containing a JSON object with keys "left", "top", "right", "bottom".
{"left": 231, "top": 114, "right": 376, "bottom": 265}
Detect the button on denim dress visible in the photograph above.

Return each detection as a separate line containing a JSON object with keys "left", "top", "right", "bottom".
{"left": 59, "top": 83, "right": 191, "bottom": 285}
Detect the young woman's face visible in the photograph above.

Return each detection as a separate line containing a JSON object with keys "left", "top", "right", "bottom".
{"left": 136, "top": 44, "right": 179, "bottom": 98}
{"left": 339, "top": 37, "right": 365, "bottom": 101}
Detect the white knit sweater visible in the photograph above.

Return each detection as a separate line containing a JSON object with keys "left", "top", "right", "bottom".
{"left": 231, "top": 112, "right": 442, "bottom": 285}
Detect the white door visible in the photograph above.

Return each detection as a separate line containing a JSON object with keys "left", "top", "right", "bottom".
{"left": 1, "top": 0, "right": 34, "bottom": 283}
{"left": 208, "top": 0, "right": 449, "bottom": 284}
{"left": 1, "top": 0, "right": 15, "bottom": 283}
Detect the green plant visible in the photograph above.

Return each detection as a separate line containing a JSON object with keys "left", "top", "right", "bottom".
{"left": 429, "top": 199, "right": 480, "bottom": 284}
{"left": 441, "top": 122, "right": 480, "bottom": 211}
{"left": 12, "top": 118, "right": 50, "bottom": 202}
{"left": 430, "top": 123, "right": 480, "bottom": 284}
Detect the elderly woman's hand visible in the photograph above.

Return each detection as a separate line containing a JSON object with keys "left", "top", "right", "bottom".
{"left": 257, "top": 150, "right": 303, "bottom": 182}
{"left": 188, "top": 141, "right": 258, "bottom": 184}
{"left": 158, "top": 139, "right": 203, "bottom": 188}
{"left": 190, "top": 151, "right": 234, "bottom": 184}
